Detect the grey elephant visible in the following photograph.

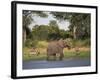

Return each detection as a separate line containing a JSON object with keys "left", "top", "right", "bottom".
{"left": 47, "top": 39, "right": 70, "bottom": 60}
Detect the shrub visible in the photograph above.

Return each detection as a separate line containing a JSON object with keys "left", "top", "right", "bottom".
{"left": 82, "top": 38, "right": 90, "bottom": 47}
{"left": 36, "top": 41, "right": 48, "bottom": 48}
{"left": 65, "top": 38, "right": 90, "bottom": 47}
{"left": 25, "top": 39, "right": 38, "bottom": 48}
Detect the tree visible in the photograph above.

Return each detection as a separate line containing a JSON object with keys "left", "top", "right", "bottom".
{"left": 48, "top": 20, "right": 61, "bottom": 40}
{"left": 23, "top": 10, "right": 48, "bottom": 42}
{"left": 32, "top": 25, "right": 49, "bottom": 40}
{"left": 49, "top": 20, "right": 58, "bottom": 27}
{"left": 51, "top": 12, "right": 90, "bottom": 39}
{"left": 68, "top": 13, "right": 90, "bottom": 39}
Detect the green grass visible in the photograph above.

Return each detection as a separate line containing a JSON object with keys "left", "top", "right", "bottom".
{"left": 23, "top": 53, "right": 46, "bottom": 61}
{"left": 23, "top": 48, "right": 90, "bottom": 61}
{"left": 64, "top": 51, "right": 90, "bottom": 59}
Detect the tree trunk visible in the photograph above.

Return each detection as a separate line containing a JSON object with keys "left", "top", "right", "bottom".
{"left": 23, "top": 30, "right": 26, "bottom": 43}
{"left": 73, "top": 26, "right": 77, "bottom": 39}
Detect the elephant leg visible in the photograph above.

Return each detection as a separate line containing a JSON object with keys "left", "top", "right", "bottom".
{"left": 47, "top": 54, "right": 50, "bottom": 61}
{"left": 53, "top": 54, "right": 56, "bottom": 60}
{"left": 59, "top": 53, "right": 64, "bottom": 60}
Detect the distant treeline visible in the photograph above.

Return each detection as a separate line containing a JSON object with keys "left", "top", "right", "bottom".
{"left": 28, "top": 24, "right": 72, "bottom": 41}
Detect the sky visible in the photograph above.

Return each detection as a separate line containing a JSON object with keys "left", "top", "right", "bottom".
{"left": 28, "top": 12, "right": 70, "bottom": 30}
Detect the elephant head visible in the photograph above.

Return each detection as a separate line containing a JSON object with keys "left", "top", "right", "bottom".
{"left": 57, "top": 39, "right": 71, "bottom": 49}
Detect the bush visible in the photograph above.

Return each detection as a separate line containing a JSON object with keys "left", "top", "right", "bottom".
{"left": 25, "top": 39, "right": 38, "bottom": 48}
{"left": 82, "top": 38, "right": 90, "bottom": 47}
{"left": 65, "top": 38, "right": 90, "bottom": 47}
{"left": 36, "top": 41, "right": 48, "bottom": 48}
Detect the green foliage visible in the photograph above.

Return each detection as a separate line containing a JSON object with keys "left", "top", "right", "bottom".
{"left": 51, "top": 12, "right": 91, "bottom": 39}
{"left": 25, "top": 39, "right": 38, "bottom": 48}
{"left": 32, "top": 25, "right": 49, "bottom": 40}
{"left": 49, "top": 20, "right": 58, "bottom": 27}
{"left": 60, "top": 30, "right": 73, "bottom": 39}
{"left": 23, "top": 11, "right": 91, "bottom": 48}
{"left": 23, "top": 10, "right": 48, "bottom": 28}
{"left": 23, "top": 10, "right": 48, "bottom": 41}
{"left": 82, "top": 38, "right": 90, "bottom": 47}
{"left": 65, "top": 38, "right": 90, "bottom": 47}
{"left": 31, "top": 24, "right": 72, "bottom": 41}
{"left": 36, "top": 41, "right": 48, "bottom": 48}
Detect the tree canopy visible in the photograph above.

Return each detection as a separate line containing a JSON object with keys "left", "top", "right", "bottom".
{"left": 23, "top": 10, "right": 48, "bottom": 35}
{"left": 51, "top": 12, "right": 91, "bottom": 39}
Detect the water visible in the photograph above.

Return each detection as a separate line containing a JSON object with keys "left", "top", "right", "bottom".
{"left": 23, "top": 58, "right": 90, "bottom": 69}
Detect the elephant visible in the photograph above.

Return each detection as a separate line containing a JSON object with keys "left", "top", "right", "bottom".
{"left": 47, "top": 39, "right": 70, "bottom": 60}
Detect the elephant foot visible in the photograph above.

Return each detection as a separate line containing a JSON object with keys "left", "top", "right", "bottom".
{"left": 59, "top": 59, "right": 63, "bottom": 61}
{"left": 46, "top": 58, "right": 49, "bottom": 61}
{"left": 59, "top": 57, "right": 63, "bottom": 61}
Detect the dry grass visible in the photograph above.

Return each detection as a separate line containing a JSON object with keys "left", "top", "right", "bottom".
{"left": 64, "top": 47, "right": 90, "bottom": 52}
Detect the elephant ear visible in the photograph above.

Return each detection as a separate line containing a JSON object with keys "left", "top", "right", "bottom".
{"left": 57, "top": 39, "right": 64, "bottom": 48}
